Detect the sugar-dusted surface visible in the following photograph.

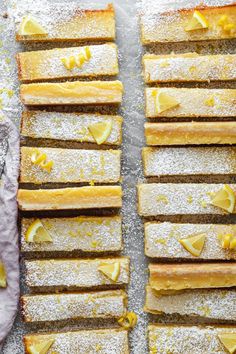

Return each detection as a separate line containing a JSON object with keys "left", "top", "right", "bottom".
{"left": 138, "top": 183, "right": 236, "bottom": 216}
{"left": 24, "top": 328, "right": 129, "bottom": 354}
{"left": 146, "top": 88, "right": 236, "bottom": 118}
{"left": 21, "top": 111, "right": 123, "bottom": 146}
{"left": 143, "top": 147, "right": 236, "bottom": 177}
{"left": 145, "top": 286, "right": 236, "bottom": 320}
{"left": 20, "top": 147, "right": 121, "bottom": 184}
{"left": 143, "top": 53, "right": 236, "bottom": 83}
{"left": 145, "top": 222, "right": 236, "bottom": 259}
{"left": 25, "top": 257, "right": 130, "bottom": 289}
{"left": 21, "top": 216, "right": 122, "bottom": 253}
{"left": 148, "top": 324, "right": 236, "bottom": 354}
{"left": 22, "top": 290, "right": 127, "bottom": 322}
{"left": 17, "top": 43, "right": 118, "bottom": 82}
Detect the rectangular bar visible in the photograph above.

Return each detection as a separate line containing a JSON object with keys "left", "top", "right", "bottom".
{"left": 145, "top": 122, "right": 236, "bottom": 146}
{"left": 149, "top": 263, "right": 236, "bottom": 291}
{"left": 18, "top": 186, "right": 122, "bottom": 211}
{"left": 141, "top": 4, "right": 236, "bottom": 44}
{"left": 145, "top": 88, "right": 236, "bottom": 118}
{"left": 25, "top": 257, "right": 130, "bottom": 291}
{"left": 145, "top": 285, "right": 236, "bottom": 321}
{"left": 17, "top": 43, "right": 118, "bottom": 82}
{"left": 138, "top": 183, "right": 236, "bottom": 217}
{"left": 148, "top": 324, "right": 236, "bottom": 354}
{"left": 24, "top": 328, "right": 129, "bottom": 354}
{"left": 21, "top": 216, "right": 122, "bottom": 254}
{"left": 145, "top": 222, "right": 236, "bottom": 260}
{"left": 22, "top": 289, "right": 127, "bottom": 323}
{"left": 16, "top": 4, "right": 115, "bottom": 42}
{"left": 20, "top": 147, "right": 121, "bottom": 184}
{"left": 21, "top": 111, "right": 123, "bottom": 146}
{"left": 143, "top": 147, "right": 236, "bottom": 177}
{"left": 20, "top": 80, "right": 123, "bottom": 106}
{"left": 143, "top": 53, "right": 236, "bottom": 83}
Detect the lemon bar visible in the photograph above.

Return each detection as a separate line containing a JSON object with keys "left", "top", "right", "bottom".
{"left": 145, "top": 222, "right": 236, "bottom": 260}
{"left": 149, "top": 263, "right": 236, "bottom": 291}
{"left": 20, "top": 80, "right": 123, "bottom": 106}
{"left": 138, "top": 183, "right": 236, "bottom": 217}
{"left": 21, "top": 111, "right": 123, "bottom": 146}
{"left": 22, "top": 289, "right": 127, "bottom": 323}
{"left": 145, "top": 285, "right": 236, "bottom": 321}
{"left": 24, "top": 328, "right": 129, "bottom": 354}
{"left": 145, "top": 122, "right": 236, "bottom": 146}
{"left": 17, "top": 43, "right": 118, "bottom": 82}
{"left": 143, "top": 147, "right": 236, "bottom": 177}
{"left": 21, "top": 216, "right": 122, "bottom": 254}
{"left": 146, "top": 88, "right": 236, "bottom": 118}
{"left": 148, "top": 324, "right": 236, "bottom": 354}
{"left": 143, "top": 53, "right": 236, "bottom": 83}
{"left": 16, "top": 4, "right": 115, "bottom": 42}
{"left": 141, "top": 4, "right": 236, "bottom": 44}
{"left": 18, "top": 186, "right": 122, "bottom": 211}
{"left": 25, "top": 257, "right": 130, "bottom": 291}
{"left": 20, "top": 147, "right": 121, "bottom": 184}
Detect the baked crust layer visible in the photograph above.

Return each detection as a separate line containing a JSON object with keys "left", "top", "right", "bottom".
{"left": 18, "top": 186, "right": 122, "bottom": 211}
{"left": 21, "top": 111, "right": 123, "bottom": 146}
{"left": 138, "top": 183, "right": 236, "bottom": 216}
{"left": 24, "top": 328, "right": 129, "bottom": 354}
{"left": 141, "top": 4, "right": 236, "bottom": 44}
{"left": 145, "top": 222, "right": 236, "bottom": 260}
{"left": 22, "top": 289, "right": 127, "bottom": 322}
{"left": 143, "top": 53, "right": 236, "bottom": 83}
{"left": 21, "top": 216, "right": 122, "bottom": 254}
{"left": 145, "top": 122, "right": 236, "bottom": 146}
{"left": 20, "top": 147, "right": 121, "bottom": 184}
{"left": 149, "top": 263, "right": 236, "bottom": 291}
{"left": 17, "top": 43, "right": 118, "bottom": 82}
{"left": 16, "top": 4, "right": 115, "bottom": 42}
{"left": 146, "top": 88, "right": 236, "bottom": 118}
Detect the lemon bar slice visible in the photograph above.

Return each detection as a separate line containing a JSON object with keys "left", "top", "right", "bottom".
{"left": 148, "top": 324, "right": 236, "bottom": 354}
{"left": 145, "top": 122, "right": 236, "bottom": 146}
{"left": 25, "top": 257, "right": 130, "bottom": 291}
{"left": 138, "top": 183, "right": 236, "bottom": 217}
{"left": 143, "top": 53, "right": 236, "bottom": 83}
{"left": 145, "top": 285, "right": 236, "bottom": 321}
{"left": 141, "top": 4, "right": 236, "bottom": 44}
{"left": 22, "top": 289, "right": 127, "bottom": 323}
{"left": 20, "top": 147, "right": 121, "bottom": 184}
{"left": 21, "top": 216, "right": 122, "bottom": 254}
{"left": 17, "top": 43, "right": 118, "bottom": 82}
{"left": 21, "top": 111, "right": 122, "bottom": 146}
{"left": 149, "top": 263, "right": 236, "bottom": 292}
{"left": 18, "top": 186, "right": 122, "bottom": 211}
{"left": 24, "top": 328, "right": 129, "bottom": 354}
{"left": 145, "top": 222, "right": 236, "bottom": 260}
{"left": 143, "top": 147, "right": 236, "bottom": 177}
{"left": 146, "top": 88, "right": 236, "bottom": 118}
{"left": 16, "top": 4, "right": 115, "bottom": 42}
{"left": 20, "top": 80, "right": 123, "bottom": 106}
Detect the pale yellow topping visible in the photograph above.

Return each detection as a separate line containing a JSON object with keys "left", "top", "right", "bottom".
{"left": 185, "top": 10, "right": 209, "bottom": 31}
{"left": 19, "top": 15, "right": 47, "bottom": 36}
{"left": 28, "top": 339, "right": 54, "bottom": 354}
{"left": 31, "top": 149, "right": 53, "bottom": 173}
{"left": 25, "top": 219, "right": 53, "bottom": 243}
{"left": 88, "top": 121, "right": 112, "bottom": 145}
{"left": 153, "top": 91, "right": 179, "bottom": 114}
{"left": 179, "top": 233, "right": 206, "bottom": 257}
{"left": 218, "top": 333, "right": 236, "bottom": 354}
{"left": 118, "top": 312, "right": 138, "bottom": 330}
{"left": 0, "top": 261, "right": 7, "bottom": 288}
{"left": 211, "top": 184, "right": 235, "bottom": 213}
{"left": 98, "top": 261, "right": 120, "bottom": 282}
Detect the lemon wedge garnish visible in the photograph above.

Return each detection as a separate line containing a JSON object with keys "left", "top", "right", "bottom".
{"left": 88, "top": 121, "right": 112, "bottom": 145}
{"left": 211, "top": 185, "right": 235, "bottom": 213}
{"left": 185, "top": 10, "right": 209, "bottom": 31}
{"left": 153, "top": 91, "right": 179, "bottom": 114}
{"left": 179, "top": 233, "right": 206, "bottom": 257}
{"left": 61, "top": 56, "right": 75, "bottom": 70}
{"left": 28, "top": 339, "right": 54, "bottom": 354}
{"left": 218, "top": 333, "right": 236, "bottom": 354}
{"left": 0, "top": 262, "right": 7, "bottom": 288}
{"left": 98, "top": 261, "right": 120, "bottom": 282}
{"left": 118, "top": 312, "right": 138, "bottom": 330}
{"left": 25, "top": 219, "right": 53, "bottom": 243}
{"left": 19, "top": 15, "right": 47, "bottom": 36}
